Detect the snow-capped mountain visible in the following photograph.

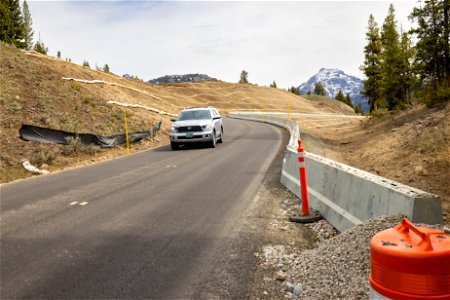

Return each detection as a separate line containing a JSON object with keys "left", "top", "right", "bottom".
{"left": 148, "top": 74, "right": 212, "bottom": 84}
{"left": 298, "top": 68, "right": 368, "bottom": 111}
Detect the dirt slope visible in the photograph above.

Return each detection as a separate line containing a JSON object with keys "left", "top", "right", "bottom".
{"left": 0, "top": 42, "right": 353, "bottom": 182}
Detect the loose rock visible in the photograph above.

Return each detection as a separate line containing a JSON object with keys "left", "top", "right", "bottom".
{"left": 276, "top": 270, "right": 287, "bottom": 281}
{"left": 254, "top": 213, "right": 447, "bottom": 299}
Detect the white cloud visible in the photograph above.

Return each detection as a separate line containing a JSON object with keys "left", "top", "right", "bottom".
{"left": 28, "top": 1, "right": 417, "bottom": 88}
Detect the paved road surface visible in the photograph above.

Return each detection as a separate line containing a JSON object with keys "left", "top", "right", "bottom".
{"left": 1, "top": 117, "right": 283, "bottom": 299}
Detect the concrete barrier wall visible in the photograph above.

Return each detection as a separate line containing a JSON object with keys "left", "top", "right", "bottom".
{"left": 229, "top": 112, "right": 443, "bottom": 232}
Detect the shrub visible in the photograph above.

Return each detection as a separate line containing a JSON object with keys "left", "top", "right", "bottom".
{"left": 7, "top": 101, "right": 22, "bottom": 114}
{"left": 71, "top": 82, "right": 81, "bottom": 92}
{"left": 62, "top": 136, "right": 83, "bottom": 156}
{"left": 33, "top": 41, "right": 48, "bottom": 55}
{"left": 62, "top": 136, "right": 99, "bottom": 156}
{"left": 30, "top": 149, "right": 57, "bottom": 166}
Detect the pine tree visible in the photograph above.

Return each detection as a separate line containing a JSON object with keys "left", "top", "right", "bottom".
{"left": 409, "top": 0, "right": 450, "bottom": 104}
{"left": 83, "top": 60, "right": 90, "bottom": 68}
{"left": 33, "top": 39, "right": 47, "bottom": 54}
{"left": 0, "top": 0, "right": 25, "bottom": 48}
{"left": 335, "top": 90, "right": 353, "bottom": 108}
{"left": 103, "top": 64, "right": 110, "bottom": 72}
{"left": 289, "top": 86, "right": 301, "bottom": 95}
{"left": 335, "top": 90, "right": 346, "bottom": 102}
{"left": 399, "top": 31, "right": 417, "bottom": 106}
{"left": 22, "top": 0, "right": 33, "bottom": 50}
{"left": 355, "top": 103, "right": 363, "bottom": 114}
{"left": 381, "top": 4, "right": 405, "bottom": 109}
{"left": 0, "top": 2, "right": 9, "bottom": 42}
{"left": 239, "top": 70, "right": 248, "bottom": 84}
{"left": 270, "top": 80, "right": 277, "bottom": 88}
{"left": 57, "top": 50, "right": 61, "bottom": 59}
{"left": 361, "top": 14, "right": 384, "bottom": 112}
{"left": 345, "top": 93, "right": 354, "bottom": 108}
{"left": 314, "top": 82, "right": 326, "bottom": 96}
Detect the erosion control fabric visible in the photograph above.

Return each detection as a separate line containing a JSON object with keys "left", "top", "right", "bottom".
{"left": 19, "top": 122, "right": 161, "bottom": 148}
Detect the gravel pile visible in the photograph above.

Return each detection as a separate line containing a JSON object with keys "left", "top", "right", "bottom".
{"left": 256, "top": 181, "right": 449, "bottom": 299}
{"left": 256, "top": 213, "right": 448, "bottom": 300}
{"left": 303, "top": 219, "right": 338, "bottom": 241}
{"left": 289, "top": 214, "right": 405, "bottom": 300}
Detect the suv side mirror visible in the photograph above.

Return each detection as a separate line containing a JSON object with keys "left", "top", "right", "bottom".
{"left": 170, "top": 117, "right": 177, "bottom": 122}
{"left": 213, "top": 116, "right": 221, "bottom": 120}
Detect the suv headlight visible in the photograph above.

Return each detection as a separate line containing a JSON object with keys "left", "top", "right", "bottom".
{"left": 170, "top": 126, "right": 178, "bottom": 133}
{"left": 202, "top": 124, "right": 212, "bottom": 131}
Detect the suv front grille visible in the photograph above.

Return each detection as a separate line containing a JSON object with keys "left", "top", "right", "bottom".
{"left": 178, "top": 135, "right": 203, "bottom": 139}
{"left": 178, "top": 126, "right": 202, "bottom": 132}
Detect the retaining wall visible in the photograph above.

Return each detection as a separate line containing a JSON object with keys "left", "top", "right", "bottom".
{"left": 229, "top": 112, "right": 443, "bottom": 232}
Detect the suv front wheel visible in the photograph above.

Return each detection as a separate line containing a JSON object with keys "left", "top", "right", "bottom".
{"left": 209, "top": 131, "right": 216, "bottom": 148}
{"left": 217, "top": 127, "right": 223, "bottom": 143}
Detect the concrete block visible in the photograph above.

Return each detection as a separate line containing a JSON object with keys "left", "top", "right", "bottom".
{"left": 282, "top": 149, "right": 443, "bottom": 232}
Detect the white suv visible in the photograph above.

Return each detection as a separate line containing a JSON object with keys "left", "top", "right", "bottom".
{"left": 169, "top": 107, "right": 224, "bottom": 150}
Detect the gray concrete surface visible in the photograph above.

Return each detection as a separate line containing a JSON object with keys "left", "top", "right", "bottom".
{"left": 0, "top": 117, "right": 284, "bottom": 299}
{"left": 282, "top": 150, "right": 443, "bottom": 232}
{"left": 229, "top": 112, "right": 443, "bottom": 232}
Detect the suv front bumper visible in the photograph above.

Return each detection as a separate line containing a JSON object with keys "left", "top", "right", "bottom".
{"left": 170, "top": 130, "right": 214, "bottom": 143}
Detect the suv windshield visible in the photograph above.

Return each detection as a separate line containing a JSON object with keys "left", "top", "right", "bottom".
{"left": 178, "top": 110, "right": 211, "bottom": 121}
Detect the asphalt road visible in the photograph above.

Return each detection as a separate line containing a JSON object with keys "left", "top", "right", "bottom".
{"left": 0, "top": 117, "right": 283, "bottom": 299}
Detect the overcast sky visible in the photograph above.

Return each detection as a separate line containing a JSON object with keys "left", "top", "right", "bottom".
{"left": 28, "top": 1, "right": 417, "bottom": 88}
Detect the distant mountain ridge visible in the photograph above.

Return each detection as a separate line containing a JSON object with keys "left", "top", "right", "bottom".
{"left": 298, "top": 68, "right": 368, "bottom": 111}
{"left": 148, "top": 74, "right": 212, "bottom": 84}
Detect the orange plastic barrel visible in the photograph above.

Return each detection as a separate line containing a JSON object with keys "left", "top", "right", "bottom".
{"left": 369, "top": 218, "right": 450, "bottom": 300}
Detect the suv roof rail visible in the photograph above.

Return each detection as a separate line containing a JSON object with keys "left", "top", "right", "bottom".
{"left": 183, "top": 106, "right": 216, "bottom": 110}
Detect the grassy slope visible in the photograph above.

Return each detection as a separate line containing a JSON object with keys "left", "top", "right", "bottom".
{"left": 0, "top": 43, "right": 354, "bottom": 182}
{"left": 355, "top": 104, "right": 450, "bottom": 214}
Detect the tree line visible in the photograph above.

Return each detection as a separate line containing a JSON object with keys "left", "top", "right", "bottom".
{"left": 313, "top": 82, "right": 358, "bottom": 111}
{"left": 238, "top": 70, "right": 358, "bottom": 111}
{"left": 1, "top": 0, "right": 111, "bottom": 73}
{"left": 0, "top": 0, "right": 37, "bottom": 51}
{"left": 361, "top": 1, "right": 449, "bottom": 112}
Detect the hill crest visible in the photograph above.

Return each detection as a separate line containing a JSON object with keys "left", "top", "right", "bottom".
{"left": 147, "top": 73, "right": 213, "bottom": 84}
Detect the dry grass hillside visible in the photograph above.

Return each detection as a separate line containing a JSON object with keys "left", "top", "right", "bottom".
{"left": 0, "top": 42, "right": 354, "bottom": 182}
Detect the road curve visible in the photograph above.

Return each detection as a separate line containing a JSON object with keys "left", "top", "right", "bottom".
{"left": 1, "top": 117, "right": 283, "bottom": 299}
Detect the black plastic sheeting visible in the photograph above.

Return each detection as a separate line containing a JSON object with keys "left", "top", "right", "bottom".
{"left": 19, "top": 122, "right": 161, "bottom": 148}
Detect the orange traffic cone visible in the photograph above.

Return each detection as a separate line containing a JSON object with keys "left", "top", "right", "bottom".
{"left": 290, "top": 139, "right": 321, "bottom": 223}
